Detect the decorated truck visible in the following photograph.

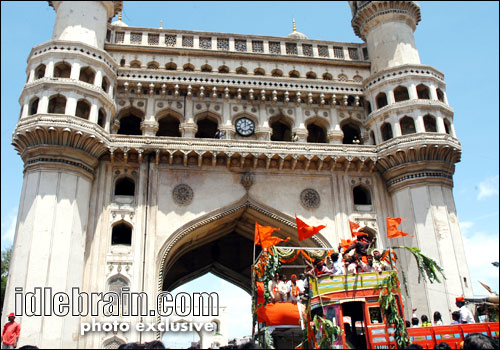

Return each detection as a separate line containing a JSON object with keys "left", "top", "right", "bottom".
{"left": 251, "top": 246, "right": 499, "bottom": 349}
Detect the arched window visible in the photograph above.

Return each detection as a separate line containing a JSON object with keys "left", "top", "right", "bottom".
{"left": 183, "top": 63, "right": 194, "bottom": 72}
{"left": 165, "top": 62, "right": 177, "bottom": 71}
{"left": 444, "top": 119, "right": 452, "bottom": 135}
{"left": 157, "top": 115, "right": 181, "bottom": 137}
{"left": 79, "top": 66, "right": 95, "bottom": 84}
{"left": 48, "top": 94, "right": 67, "bottom": 114}
{"left": 117, "top": 109, "right": 143, "bottom": 135}
{"left": 436, "top": 88, "right": 445, "bottom": 102}
{"left": 270, "top": 117, "right": 292, "bottom": 142}
{"left": 195, "top": 115, "right": 218, "bottom": 138}
{"left": 218, "top": 65, "right": 229, "bottom": 74}
{"left": 400, "top": 116, "right": 416, "bottom": 135}
{"left": 341, "top": 123, "right": 362, "bottom": 144}
{"left": 423, "top": 114, "right": 437, "bottom": 132}
{"left": 120, "top": 58, "right": 125, "bottom": 67}
{"left": 381, "top": 123, "right": 393, "bottom": 141}
{"left": 416, "top": 84, "right": 430, "bottom": 99}
{"left": 376, "top": 92, "right": 388, "bottom": 109}
{"left": 35, "top": 64, "right": 46, "bottom": 80}
{"left": 393, "top": 86, "right": 409, "bottom": 102}
{"left": 147, "top": 61, "right": 159, "bottom": 69}
{"left": 75, "top": 100, "right": 91, "bottom": 119}
{"left": 236, "top": 66, "right": 247, "bottom": 75}
{"left": 337, "top": 74, "right": 348, "bottom": 81}
{"left": 115, "top": 177, "right": 135, "bottom": 196}
{"left": 101, "top": 76, "right": 110, "bottom": 93}
{"left": 366, "top": 101, "right": 372, "bottom": 114}
{"left": 108, "top": 276, "right": 129, "bottom": 307}
{"left": 322, "top": 73, "right": 333, "bottom": 81}
{"left": 369, "top": 130, "right": 376, "bottom": 145}
{"left": 53, "top": 62, "right": 71, "bottom": 78}
{"left": 201, "top": 64, "right": 212, "bottom": 72}
{"left": 254, "top": 68, "right": 265, "bottom": 76}
{"left": 29, "top": 97, "right": 39, "bottom": 115}
{"left": 271, "top": 69, "right": 283, "bottom": 77}
{"left": 306, "top": 71, "right": 317, "bottom": 79}
{"left": 307, "top": 123, "right": 327, "bottom": 143}
{"left": 289, "top": 70, "right": 300, "bottom": 78}
{"left": 347, "top": 95, "right": 355, "bottom": 106}
{"left": 111, "top": 223, "right": 132, "bottom": 246}
{"left": 98, "top": 108, "right": 106, "bottom": 128}
{"left": 353, "top": 185, "right": 372, "bottom": 205}
{"left": 130, "top": 60, "right": 141, "bottom": 69}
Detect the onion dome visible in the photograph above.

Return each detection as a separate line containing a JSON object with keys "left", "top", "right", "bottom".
{"left": 287, "top": 19, "right": 308, "bottom": 40}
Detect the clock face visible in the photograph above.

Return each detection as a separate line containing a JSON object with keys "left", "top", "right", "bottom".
{"left": 235, "top": 117, "right": 255, "bottom": 136}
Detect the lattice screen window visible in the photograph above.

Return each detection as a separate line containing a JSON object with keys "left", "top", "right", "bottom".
{"left": 104, "top": 340, "right": 124, "bottom": 349}
{"left": 182, "top": 35, "right": 194, "bottom": 47}
{"left": 252, "top": 40, "right": 264, "bottom": 53}
{"left": 302, "top": 44, "right": 313, "bottom": 57}
{"left": 165, "top": 35, "right": 177, "bottom": 47}
{"left": 130, "top": 32, "right": 142, "bottom": 44}
{"left": 199, "top": 37, "right": 212, "bottom": 49}
{"left": 333, "top": 46, "right": 344, "bottom": 58}
{"left": 318, "top": 45, "right": 330, "bottom": 57}
{"left": 348, "top": 47, "right": 359, "bottom": 60}
{"left": 115, "top": 32, "right": 124, "bottom": 44}
{"left": 217, "top": 38, "right": 229, "bottom": 51}
{"left": 269, "top": 42, "right": 281, "bottom": 54}
{"left": 148, "top": 33, "right": 159, "bottom": 45}
{"left": 286, "top": 43, "right": 298, "bottom": 55}
{"left": 235, "top": 39, "right": 247, "bottom": 52}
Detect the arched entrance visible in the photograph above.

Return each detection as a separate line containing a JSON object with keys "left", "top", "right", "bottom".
{"left": 158, "top": 196, "right": 330, "bottom": 294}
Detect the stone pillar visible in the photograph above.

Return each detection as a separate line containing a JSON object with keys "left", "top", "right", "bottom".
{"left": 94, "top": 70, "right": 103, "bottom": 89}
{"left": 89, "top": 102, "right": 98, "bottom": 123}
{"left": 415, "top": 114, "right": 425, "bottom": 133}
{"left": 1, "top": 148, "right": 96, "bottom": 348}
{"left": 180, "top": 98, "right": 197, "bottom": 137}
{"left": 436, "top": 116, "right": 446, "bottom": 134}
{"left": 70, "top": 61, "right": 81, "bottom": 80}
{"left": 65, "top": 96, "right": 77, "bottom": 116}
{"left": 46, "top": 61, "right": 55, "bottom": 78}
{"left": 393, "top": 117, "right": 402, "bottom": 137}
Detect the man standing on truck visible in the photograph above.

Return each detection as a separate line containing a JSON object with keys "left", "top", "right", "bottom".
{"left": 456, "top": 296, "right": 476, "bottom": 323}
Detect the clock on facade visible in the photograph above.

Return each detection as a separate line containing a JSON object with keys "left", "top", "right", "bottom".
{"left": 235, "top": 117, "right": 255, "bottom": 136}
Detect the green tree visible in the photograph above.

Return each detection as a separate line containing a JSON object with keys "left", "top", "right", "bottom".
{"left": 1, "top": 247, "right": 12, "bottom": 314}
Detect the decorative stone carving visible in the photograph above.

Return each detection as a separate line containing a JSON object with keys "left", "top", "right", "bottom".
{"left": 172, "top": 184, "right": 194, "bottom": 206}
{"left": 300, "top": 188, "right": 320, "bottom": 209}
{"left": 240, "top": 172, "right": 254, "bottom": 191}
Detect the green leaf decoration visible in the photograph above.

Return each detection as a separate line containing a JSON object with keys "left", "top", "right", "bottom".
{"left": 392, "top": 246, "right": 446, "bottom": 283}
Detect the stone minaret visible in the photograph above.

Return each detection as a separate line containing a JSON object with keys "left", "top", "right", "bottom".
{"left": 350, "top": 1, "right": 473, "bottom": 322}
{"left": 4, "top": 1, "right": 121, "bottom": 348}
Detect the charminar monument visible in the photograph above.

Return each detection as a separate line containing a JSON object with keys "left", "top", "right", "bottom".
{"left": 3, "top": 1, "right": 472, "bottom": 348}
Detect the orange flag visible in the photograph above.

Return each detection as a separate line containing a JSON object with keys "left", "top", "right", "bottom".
{"left": 296, "top": 215, "right": 326, "bottom": 241}
{"left": 254, "top": 222, "right": 289, "bottom": 249}
{"left": 349, "top": 220, "right": 361, "bottom": 237}
{"left": 340, "top": 239, "right": 354, "bottom": 251}
{"left": 386, "top": 217, "right": 414, "bottom": 238}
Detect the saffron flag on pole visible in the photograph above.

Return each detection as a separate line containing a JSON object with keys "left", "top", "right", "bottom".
{"left": 349, "top": 220, "right": 362, "bottom": 237}
{"left": 254, "top": 222, "right": 289, "bottom": 249}
{"left": 386, "top": 217, "right": 414, "bottom": 238}
{"left": 295, "top": 215, "right": 326, "bottom": 241}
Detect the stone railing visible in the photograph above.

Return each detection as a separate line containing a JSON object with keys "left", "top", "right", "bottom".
{"left": 107, "top": 27, "right": 369, "bottom": 62}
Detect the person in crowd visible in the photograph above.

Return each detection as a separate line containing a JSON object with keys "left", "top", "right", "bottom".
{"left": 411, "top": 317, "right": 420, "bottom": 327}
{"left": 268, "top": 273, "right": 281, "bottom": 302}
{"left": 456, "top": 296, "right": 476, "bottom": 323}
{"left": 347, "top": 254, "right": 364, "bottom": 274}
{"left": 435, "top": 342, "right": 452, "bottom": 349}
{"left": 344, "top": 232, "right": 376, "bottom": 257}
{"left": 296, "top": 273, "right": 306, "bottom": 295}
{"left": 433, "top": 311, "right": 444, "bottom": 326}
{"left": 2, "top": 313, "right": 20, "bottom": 350}
{"left": 215, "top": 129, "right": 225, "bottom": 139}
{"left": 305, "top": 258, "right": 333, "bottom": 277}
{"left": 405, "top": 320, "right": 411, "bottom": 328}
{"left": 420, "top": 314, "right": 432, "bottom": 327}
{"left": 361, "top": 254, "right": 382, "bottom": 273}
{"left": 477, "top": 306, "right": 490, "bottom": 323}
{"left": 451, "top": 311, "right": 461, "bottom": 324}
{"left": 463, "top": 333, "right": 497, "bottom": 349}
{"left": 278, "top": 274, "right": 289, "bottom": 302}
{"left": 329, "top": 252, "right": 345, "bottom": 275}
{"left": 118, "top": 343, "right": 145, "bottom": 349}
{"left": 144, "top": 340, "right": 166, "bottom": 349}
{"left": 406, "top": 344, "right": 424, "bottom": 349}
{"left": 287, "top": 274, "right": 300, "bottom": 303}
{"left": 18, "top": 346, "right": 39, "bottom": 349}
{"left": 372, "top": 249, "right": 391, "bottom": 271}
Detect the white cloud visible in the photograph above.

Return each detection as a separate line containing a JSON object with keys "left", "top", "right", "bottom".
{"left": 459, "top": 221, "right": 474, "bottom": 235}
{"left": 477, "top": 175, "right": 499, "bottom": 200}
{"left": 462, "top": 227, "right": 499, "bottom": 295}
{"left": 1, "top": 207, "right": 17, "bottom": 248}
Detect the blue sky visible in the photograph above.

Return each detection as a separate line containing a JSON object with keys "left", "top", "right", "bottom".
{"left": 1, "top": 1, "right": 499, "bottom": 342}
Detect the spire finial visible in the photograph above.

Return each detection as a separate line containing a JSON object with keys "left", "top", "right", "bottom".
{"left": 293, "top": 18, "right": 296, "bottom": 32}
{"left": 118, "top": 12, "right": 122, "bottom": 21}
{"left": 160, "top": 19, "right": 163, "bottom": 29}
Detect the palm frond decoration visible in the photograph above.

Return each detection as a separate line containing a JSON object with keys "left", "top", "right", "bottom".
{"left": 392, "top": 246, "right": 446, "bottom": 283}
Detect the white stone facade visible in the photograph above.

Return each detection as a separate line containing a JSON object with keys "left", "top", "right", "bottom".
{"left": 3, "top": 1, "right": 473, "bottom": 348}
